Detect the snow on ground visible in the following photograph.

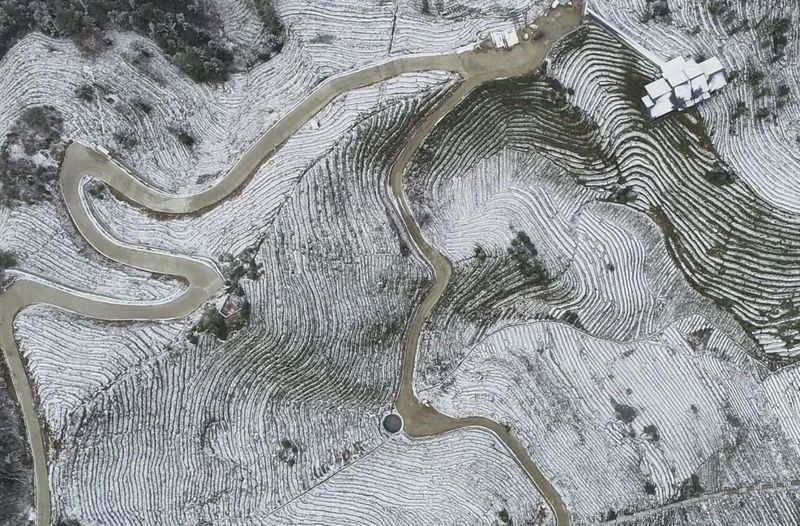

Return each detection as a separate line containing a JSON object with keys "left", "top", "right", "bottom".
{"left": 0, "top": 359, "right": 34, "bottom": 526}
{"left": 422, "top": 320, "right": 800, "bottom": 524}
{"left": 612, "top": 486, "right": 800, "bottom": 525}
{"left": 543, "top": 23, "right": 800, "bottom": 360}
{"left": 403, "top": 18, "right": 800, "bottom": 525}
{"left": 87, "top": 71, "right": 458, "bottom": 262}
{"left": 0, "top": 204, "right": 184, "bottom": 301}
{"left": 266, "top": 429, "right": 552, "bottom": 526}
{"left": 11, "top": 70, "right": 549, "bottom": 524}
{"left": 590, "top": 0, "right": 800, "bottom": 214}
{"left": 13, "top": 306, "right": 185, "bottom": 437}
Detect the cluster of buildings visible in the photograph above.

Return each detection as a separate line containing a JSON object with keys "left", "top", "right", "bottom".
{"left": 487, "top": 28, "right": 521, "bottom": 49}
{"left": 642, "top": 56, "right": 728, "bottom": 119}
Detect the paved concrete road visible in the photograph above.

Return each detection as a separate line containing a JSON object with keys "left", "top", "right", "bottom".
{"left": 390, "top": 4, "right": 585, "bottom": 526}
{"left": 1, "top": 4, "right": 583, "bottom": 524}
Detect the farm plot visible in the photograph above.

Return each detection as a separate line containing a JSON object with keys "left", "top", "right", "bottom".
{"left": 590, "top": 0, "right": 800, "bottom": 214}
{"left": 0, "top": 0, "right": 550, "bottom": 309}
{"left": 409, "top": 22, "right": 800, "bottom": 365}
{"left": 10, "top": 71, "right": 545, "bottom": 524}
{"left": 403, "top": 19, "right": 800, "bottom": 525}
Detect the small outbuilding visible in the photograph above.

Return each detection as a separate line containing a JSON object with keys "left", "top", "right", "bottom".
{"left": 502, "top": 28, "right": 520, "bottom": 48}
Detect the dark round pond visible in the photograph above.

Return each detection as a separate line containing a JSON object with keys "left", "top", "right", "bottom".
{"left": 382, "top": 413, "right": 403, "bottom": 433}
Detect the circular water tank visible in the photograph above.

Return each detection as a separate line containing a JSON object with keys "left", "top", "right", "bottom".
{"left": 382, "top": 413, "right": 403, "bottom": 434}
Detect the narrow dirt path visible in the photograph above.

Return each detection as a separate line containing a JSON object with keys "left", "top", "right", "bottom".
{"left": 0, "top": 4, "right": 583, "bottom": 524}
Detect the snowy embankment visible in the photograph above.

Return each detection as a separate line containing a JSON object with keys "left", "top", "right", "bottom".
{"left": 266, "top": 429, "right": 552, "bottom": 525}
{"left": 87, "top": 71, "right": 457, "bottom": 262}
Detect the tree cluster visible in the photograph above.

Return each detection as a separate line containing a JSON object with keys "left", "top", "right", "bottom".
{"left": 0, "top": 366, "right": 33, "bottom": 526}
{"left": 0, "top": 0, "right": 284, "bottom": 82}
{"left": 507, "top": 231, "right": 548, "bottom": 286}
{"left": 0, "top": 105, "right": 65, "bottom": 205}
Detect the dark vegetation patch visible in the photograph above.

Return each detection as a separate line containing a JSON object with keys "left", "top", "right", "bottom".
{"left": 187, "top": 288, "right": 250, "bottom": 343}
{"left": 674, "top": 473, "right": 705, "bottom": 502}
{"left": 0, "top": 0, "right": 284, "bottom": 83}
{"left": 641, "top": 0, "right": 671, "bottom": 23}
{"left": 0, "top": 250, "right": 17, "bottom": 270}
{"left": 308, "top": 33, "right": 335, "bottom": 45}
{"left": 170, "top": 127, "right": 196, "bottom": 149}
{"left": 507, "top": 230, "right": 549, "bottom": 285}
{"left": 75, "top": 83, "right": 97, "bottom": 102}
{"left": 277, "top": 437, "right": 299, "bottom": 466}
{"left": 112, "top": 128, "right": 138, "bottom": 149}
{"left": 704, "top": 161, "right": 738, "bottom": 186}
{"left": 187, "top": 244, "right": 266, "bottom": 343}
{"left": 612, "top": 400, "right": 638, "bottom": 424}
{"left": 0, "top": 360, "right": 33, "bottom": 526}
{"left": 0, "top": 105, "right": 65, "bottom": 206}
{"left": 560, "top": 310, "right": 584, "bottom": 329}
{"left": 474, "top": 245, "right": 488, "bottom": 263}
{"left": 419, "top": 0, "right": 488, "bottom": 22}
{"left": 644, "top": 480, "right": 657, "bottom": 495}
{"left": 643, "top": 424, "right": 660, "bottom": 441}
{"left": 611, "top": 186, "right": 638, "bottom": 204}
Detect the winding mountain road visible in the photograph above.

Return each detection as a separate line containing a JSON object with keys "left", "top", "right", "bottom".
{"left": 0, "top": 3, "right": 583, "bottom": 524}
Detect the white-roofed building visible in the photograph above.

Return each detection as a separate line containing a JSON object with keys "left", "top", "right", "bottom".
{"left": 642, "top": 77, "right": 675, "bottom": 119}
{"left": 684, "top": 59, "right": 710, "bottom": 101}
{"left": 502, "top": 28, "right": 520, "bottom": 48}
{"left": 700, "top": 57, "right": 728, "bottom": 91}
{"left": 641, "top": 55, "right": 728, "bottom": 119}
{"left": 487, "top": 27, "right": 522, "bottom": 50}
{"left": 490, "top": 31, "right": 506, "bottom": 48}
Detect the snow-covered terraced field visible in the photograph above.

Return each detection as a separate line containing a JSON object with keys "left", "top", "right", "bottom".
{"left": 0, "top": 0, "right": 550, "bottom": 304}
{"left": 409, "top": 22, "right": 800, "bottom": 363}
{"left": 423, "top": 320, "right": 800, "bottom": 523}
{"left": 87, "top": 72, "right": 459, "bottom": 262}
{"left": 401, "top": 18, "right": 800, "bottom": 526}
{"left": 613, "top": 486, "right": 800, "bottom": 525}
{"left": 266, "top": 429, "right": 553, "bottom": 526}
{"left": 590, "top": 0, "right": 800, "bottom": 214}
{"left": 0, "top": 203, "right": 184, "bottom": 301}
{"left": 9, "top": 68, "right": 551, "bottom": 524}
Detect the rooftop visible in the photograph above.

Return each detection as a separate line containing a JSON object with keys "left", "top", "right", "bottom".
{"left": 645, "top": 77, "right": 671, "bottom": 99}
{"left": 699, "top": 57, "right": 724, "bottom": 76}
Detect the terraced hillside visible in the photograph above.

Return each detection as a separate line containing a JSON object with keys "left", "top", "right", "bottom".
{"left": 591, "top": 0, "right": 800, "bottom": 215}
{"left": 405, "top": 21, "right": 800, "bottom": 525}
{"left": 10, "top": 71, "right": 552, "bottom": 524}
{"left": 0, "top": 0, "right": 551, "bottom": 308}
{"left": 0, "top": 358, "right": 33, "bottom": 526}
{"left": 410, "top": 22, "right": 800, "bottom": 365}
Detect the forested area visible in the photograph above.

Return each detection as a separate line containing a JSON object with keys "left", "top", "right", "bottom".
{"left": 0, "top": 359, "right": 33, "bottom": 526}
{"left": 0, "top": 0, "right": 284, "bottom": 82}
